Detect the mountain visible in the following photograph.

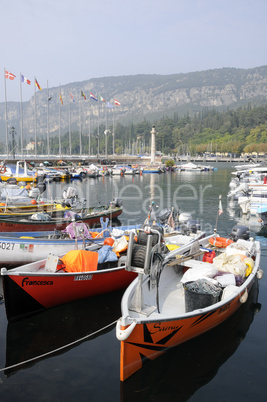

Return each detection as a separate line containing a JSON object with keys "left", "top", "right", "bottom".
{"left": 1, "top": 65, "right": 267, "bottom": 144}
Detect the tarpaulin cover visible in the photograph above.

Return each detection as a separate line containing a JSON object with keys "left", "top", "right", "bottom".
{"left": 63, "top": 221, "right": 91, "bottom": 239}
{"left": 97, "top": 245, "right": 118, "bottom": 264}
{"left": 61, "top": 249, "right": 98, "bottom": 272}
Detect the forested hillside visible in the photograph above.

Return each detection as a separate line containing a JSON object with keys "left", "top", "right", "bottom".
{"left": 36, "top": 103, "right": 267, "bottom": 156}
{"left": 1, "top": 65, "right": 267, "bottom": 155}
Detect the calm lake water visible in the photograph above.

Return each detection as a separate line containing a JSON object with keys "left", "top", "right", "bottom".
{"left": 0, "top": 162, "right": 267, "bottom": 401}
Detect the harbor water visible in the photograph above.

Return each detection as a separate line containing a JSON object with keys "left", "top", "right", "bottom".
{"left": 0, "top": 162, "right": 267, "bottom": 401}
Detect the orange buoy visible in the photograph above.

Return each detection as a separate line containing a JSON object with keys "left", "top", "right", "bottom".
{"left": 31, "top": 199, "right": 37, "bottom": 205}
{"left": 209, "top": 237, "right": 234, "bottom": 248}
{"left": 104, "top": 237, "right": 115, "bottom": 246}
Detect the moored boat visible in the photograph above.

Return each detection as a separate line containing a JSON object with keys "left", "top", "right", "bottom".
{"left": 0, "top": 199, "right": 123, "bottom": 232}
{"left": 141, "top": 165, "right": 162, "bottom": 174}
{"left": 0, "top": 222, "right": 141, "bottom": 268}
{"left": 0, "top": 160, "right": 36, "bottom": 183}
{"left": 121, "top": 277, "right": 260, "bottom": 400}
{"left": 0, "top": 212, "right": 205, "bottom": 320}
{"left": 116, "top": 224, "right": 263, "bottom": 381}
{"left": 1, "top": 249, "right": 137, "bottom": 321}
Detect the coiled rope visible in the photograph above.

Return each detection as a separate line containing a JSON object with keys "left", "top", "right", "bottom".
{"left": 0, "top": 319, "right": 117, "bottom": 373}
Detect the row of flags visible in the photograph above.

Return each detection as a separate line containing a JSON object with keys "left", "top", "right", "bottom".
{"left": 5, "top": 69, "right": 41, "bottom": 89}
{"left": 4, "top": 69, "right": 121, "bottom": 107}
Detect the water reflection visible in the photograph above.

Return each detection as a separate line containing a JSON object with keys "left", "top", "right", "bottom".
{"left": 121, "top": 279, "right": 261, "bottom": 402}
{"left": 4, "top": 290, "right": 123, "bottom": 376}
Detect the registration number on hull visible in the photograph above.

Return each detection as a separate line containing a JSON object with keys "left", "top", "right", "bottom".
{"left": 74, "top": 274, "right": 93, "bottom": 281}
{"left": 0, "top": 242, "right": 15, "bottom": 250}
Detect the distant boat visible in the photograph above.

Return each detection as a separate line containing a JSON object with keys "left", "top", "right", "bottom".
{"left": 0, "top": 160, "right": 36, "bottom": 183}
{"left": 141, "top": 166, "right": 162, "bottom": 174}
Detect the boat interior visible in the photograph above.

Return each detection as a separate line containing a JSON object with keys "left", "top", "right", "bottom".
{"left": 125, "top": 228, "right": 260, "bottom": 319}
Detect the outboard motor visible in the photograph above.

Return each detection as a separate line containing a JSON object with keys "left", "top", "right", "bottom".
{"left": 115, "top": 198, "right": 123, "bottom": 208}
{"left": 29, "top": 187, "right": 41, "bottom": 199}
{"left": 36, "top": 181, "right": 47, "bottom": 194}
{"left": 230, "top": 225, "right": 250, "bottom": 241}
{"left": 180, "top": 219, "right": 201, "bottom": 235}
{"left": 62, "top": 186, "right": 78, "bottom": 207}
{"left": 186, "top": 219, "right": 201, "bottom": 234}
{"left": 158, "top": 208, "right": 172, "bottom": 225}
{"left": 110, "top": 198, "right": 123, "bottom": 208}
{"left": 178, "top": 212, "right": 192, "bottom": 225}
{"left": 158, "top": 208, "right": 178, "bottom": 226}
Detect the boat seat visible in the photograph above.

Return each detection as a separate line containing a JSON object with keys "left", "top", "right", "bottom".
{"left": 181, "top": 260, "right": 215, "bottom": 269}
{"left": 44, "top": 254, "right": 60, "bottom": 272}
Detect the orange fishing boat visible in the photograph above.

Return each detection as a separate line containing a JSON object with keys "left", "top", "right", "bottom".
{"left": 116, "top": 226, "right": 263, "bottom": 381}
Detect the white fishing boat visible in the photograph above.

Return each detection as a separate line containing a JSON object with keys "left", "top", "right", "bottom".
{"left": 237, "top": 189, "right": 267, "bottom": 215}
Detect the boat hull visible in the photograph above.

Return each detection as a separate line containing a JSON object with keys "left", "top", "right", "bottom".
{"left": 0, "top": 207, "right": 123, "bottom": 232}
{"left": 120, "top": 286, "right": 252, "bottom": 381}
{"left": 119, "top": 277, "right": 256, "bottom": 381}
{"left": 0, "top": 175, "right": 36, "bottom": 183}
{"left": 0, "top": 236, "right": 94, "bottom": 268}
{"left": 117, "top": 237, "right": 261, "bottom": 381}
{"left": 0, "top": 203, "right": 69, "bottom": 217}
{"left": 2, "top": 266, "right": 136, "bottom": 321}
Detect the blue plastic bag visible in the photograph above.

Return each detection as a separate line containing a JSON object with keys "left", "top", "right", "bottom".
{"left": 97, "top": 245, "right": 118, "bottom": 264}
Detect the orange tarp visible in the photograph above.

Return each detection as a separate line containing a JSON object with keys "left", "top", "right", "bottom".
{"left": 61, "top": 250, "right": 99, "bottom": 272}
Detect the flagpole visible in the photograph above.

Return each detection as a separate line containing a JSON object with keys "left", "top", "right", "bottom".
{"left": 79, "top": 95, "right": 82, "bottom": 156}
{"left": 34, "top": 78, "right": 37, "bottom": 157}
{"left": 4, "top": 68, "right": 9, "bottom": 156}
{"left": 20, "top": 73, "right": 23, "bottom": 157}
{"left": 97, "top": 96, "right": 100, "bottom": 157}
{"left": 59, "top": 86, "right": 61, "bottom": 157}
{"left": 47, "top": 80, "right": 50, "bottom": 156}
{"left": 105, "top": 104, "right": 108, "bottom": 157}
{"left": 89, "top": 114, "right": 91, "bottom": 156}
{"left": 69, "top": 96, "right": 72, "bottom": 156}
{"left": 113, "top": 107, "right": 115, "bottom": 155}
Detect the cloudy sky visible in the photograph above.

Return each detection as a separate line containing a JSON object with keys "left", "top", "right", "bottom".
{"left": 1, "top": 0, "right": 266, "bottom": 101}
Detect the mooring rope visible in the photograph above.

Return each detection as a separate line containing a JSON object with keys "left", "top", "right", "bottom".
{"left": 0, "top": 319, "right": 118, "bottom": 373}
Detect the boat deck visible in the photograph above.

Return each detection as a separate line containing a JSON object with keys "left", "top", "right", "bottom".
{"left": 129, "top": 266, "right": 186, "bottom": 319}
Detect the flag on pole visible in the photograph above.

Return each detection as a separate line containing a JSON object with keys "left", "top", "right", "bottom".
{"left": 81, "top": 90, "right": 86, "bottom": 100}
{"left": 107, "top": 102, "right": 114, "bottom": 108}
{"left": 218, "top": 196, "right": 223, "bottom": 215}
{"left": 70, "top": 93, "right": 75, "bottom": 102}
{"left": 35, "top": 78, "right": 42, "bottom": 90}
{"left": 167, "top": 208, "right": 175, "bottom": 230}
{"left": 90, "top": 92, "right": 98, "bottom": 101}
{"left": 60, "top": 93, "right": 63, "bottom": 105}
{"left": 114, "top": 99, "right": 121, "bottom": 106}
{"left": 21, "top": 74, "right": 31, "bottom": 85}
{"left": 5, "top": 70, "right": 16, "bottom": 80}
{"left": 99, "top": 95, "right": 105, "bottom": 102}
